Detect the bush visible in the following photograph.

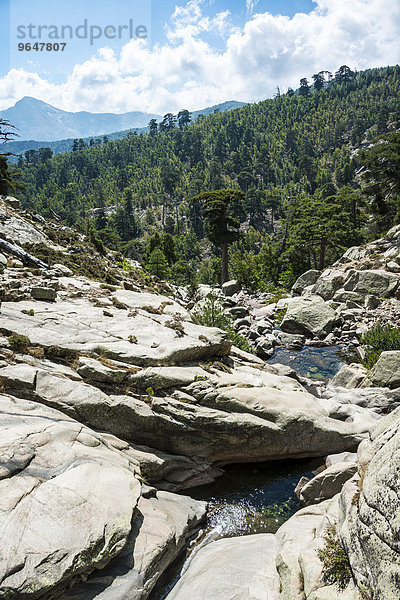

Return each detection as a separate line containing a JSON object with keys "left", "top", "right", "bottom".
{"left": 360, "top": 322, "right": 400, "bottom": 368}
{"left": 194, "top": 293, "right": 255, "bottom": 354}
{"left": 8, "top": 334, "right": 31, "bottom": 352}
{"left": 317, "top": 523, "right": 352, "bottom": 590}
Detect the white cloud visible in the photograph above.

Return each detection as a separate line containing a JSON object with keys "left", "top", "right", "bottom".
{"left": 246, "top": 0, "right": 259, "bottom": 16}
{"left": 0, "top": 0, "right": 399, "bottom": 114}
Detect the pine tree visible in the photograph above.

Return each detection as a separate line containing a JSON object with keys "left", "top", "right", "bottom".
{"left": 193, "top": 189, "right": 244, "bottom": 283}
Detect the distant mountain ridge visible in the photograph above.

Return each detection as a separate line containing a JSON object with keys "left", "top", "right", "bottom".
{"left": 0, "top": 96, "right": 244, "bottom": 147}
{"left": 1, "top": 97, "right": 246, "bottom": 159}
{"left": 0, "top": 97, "right": 161, "bottom": 142}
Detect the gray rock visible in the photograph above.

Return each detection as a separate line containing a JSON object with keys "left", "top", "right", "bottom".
{"left": 166, "top": 534, "right": 279, "bottom": 600}
{"left": 281, "top": 295, "right": 337, "bottom": 338}
{"left": 386, "top": 260, "right": 400, "bottom": 273}
{"left": 343, "top": 269, "right": 399, "bottom": 298}
{"left": 53, "top": 263, "right": 74, "bottom": 276}
{"left": 221, "top": 280, "right": 241, "bottom": 296}
{"left": 275, "top": 331, "right": 305, "bottom": 349}
{"left": 0, "top": 363, "right": 371, "bottom": 466}
{"left": 340, "top": 407, "right": 400, "bottom": 599}
{"left": 299, "top": 461, "right": 357, "bottom": 505}
{"left": 367, "top": 351, "right": 400, "bottom": 389}
{"left": 364, "top": 294, "right": 380, "bottom": 309}
{"left": 292, "top": 270, "right": 321, "bottom": 296}
{"left": 226, "top": 306, "right": 248, "bottom": 318}
{"left": 233, "top": 317, "right": 252, "bottom": 329}
{"left": 313, "top": 269, "right": 347, "bottom": 300}
{"left": 0, "top": 393, "right": 141, "bottom": 599}
{"left": 331, "top": 364, "right": 368, "bottom": 389}
{"left": 0, "top": 297, "right": 231, "bottom": 367}
{"left": 326, "top": 452, "right": 357, "bottom": 467}
{"left": 60, "top": 491, "right": 206, "bottom": 600}
{"left": 30, "top": 286, "right": 57, "bottom": 301}
{"left": 333, "top": 289, "right": 365, "bottom": 304}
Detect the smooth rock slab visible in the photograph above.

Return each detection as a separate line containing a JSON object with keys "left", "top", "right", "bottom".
{"left": 0, "top": 394, "right": 141, "bottom": 599}
{"left": 166, "top": 534, "right": 279, "bottom": 600}
{"left": 60, "top": 491, "right": 206, "bottom": 600}
{"left": 0, "top": 363, "right": 371, "bottom": 465}
{"left": 0, "top": 298, "right": 231, "bottom": 366}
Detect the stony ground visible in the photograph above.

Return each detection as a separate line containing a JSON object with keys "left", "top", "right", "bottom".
{"left": 0, "top": 195, "right": 399, "bottom": 600}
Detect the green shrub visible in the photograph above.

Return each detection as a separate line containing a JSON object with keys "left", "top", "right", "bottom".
{"left": 317, "top": 523, "right": 352, "bottom": 590}
{"left": 8, "top": 334, "right": 31, "bottom": 352}
{"left": 193, "top": 293, "right": 255, "bottom": 354}
{"left": 360, "top": 322, "right": 400, "bottom": 368}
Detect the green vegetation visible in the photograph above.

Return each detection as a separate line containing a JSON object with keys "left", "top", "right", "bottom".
{"left": 9, "top": 65, "right": 400, "bottom": 290}
{"left": 194, "top": 293, "right": 254, "bottom": 353}
{"left": 317, "top": 523, "right": 352, "bottom": 590}
{"left": 8, "top": 334, "right": 31, "bottom": 352}
{"left": 360, "top": 322, "right": 400, "bottom": 368}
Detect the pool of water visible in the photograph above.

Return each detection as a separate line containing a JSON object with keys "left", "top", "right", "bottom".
{"left": 268, "top": 345, "right": 343, "bottom": 380}
{"left": 152, "top": 457, "right": 324, "bottom": 599}
{"left": 188, "top": 457, "right": 324, "bottom": 537}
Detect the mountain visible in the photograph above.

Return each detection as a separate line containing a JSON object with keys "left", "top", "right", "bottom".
{"left": 0, "top": 97, "right": 161, "bottom": 142}
{"left": 0, "top": 98, "right": 247, "bottom": 152}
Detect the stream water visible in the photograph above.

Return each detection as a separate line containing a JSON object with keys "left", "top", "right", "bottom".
{"left": 152, "top": 345, "right": 343, "bottom": 599}
{"left": 268, "top": 344, "right": 344, "bottom": 380}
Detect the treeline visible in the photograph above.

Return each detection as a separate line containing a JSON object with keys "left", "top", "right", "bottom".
{"left": 11, "top": 65, "right": 400, "bottom": 289}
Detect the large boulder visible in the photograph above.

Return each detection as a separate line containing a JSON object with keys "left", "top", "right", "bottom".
{"left": 0, "top": 394, "right": 141, "bottom": 599}
{"left": 292, "top": 270, "right": 321, "bottom": 296}
{"left": 299, "top": 461, "right": 357, "bottom": 506}
{"left": 366, "top": 351, "right": 400, "bottom": 389}
{"left": 166, "top": 534, "right": 279, "bottom": 600}
{"left": 60, "top": 491, "right": 206, "bottom": 600}
{"left": 280, "top": 295, "right": 338, "bottom": 338}
{"left": 343, "top": 269, "right": 399, "bottom": 298}
{"left": 340, "top": 407, "right": 400, "bottom": 600}
{"left": 312, "top": 269, "right": 347, "bottom": 300}
{"left": 222, "top": 280, "right": 241, "bottom": 296}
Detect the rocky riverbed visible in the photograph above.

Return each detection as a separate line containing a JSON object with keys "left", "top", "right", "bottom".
{"left": 0, "top": 195, "right": 400, "bottom": 599}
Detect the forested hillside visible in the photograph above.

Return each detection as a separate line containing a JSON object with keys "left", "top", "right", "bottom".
{"left": 12, "top": 65, "right": 400, "bottom": 290}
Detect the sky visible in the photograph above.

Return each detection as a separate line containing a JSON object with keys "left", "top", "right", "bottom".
{"left": 0, "top": 0, "right": 399, "bottom": 114}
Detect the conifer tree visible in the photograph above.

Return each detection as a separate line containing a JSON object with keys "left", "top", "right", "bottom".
{"left": 193, "top": 189, "right": 244, "bottom": 283}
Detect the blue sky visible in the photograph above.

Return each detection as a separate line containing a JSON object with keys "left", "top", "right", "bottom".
{"left": 0, "top": 0, "right": 398, "bottom": 113}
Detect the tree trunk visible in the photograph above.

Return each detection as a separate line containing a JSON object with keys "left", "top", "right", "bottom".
{"left": 0, "top": 238, "right": 49, "bottom": 269}
{"left": 318, "top": 241, "right": 327, "bottom": 271}
{"left": 221, "top": 242, "right": 229, "bottom": 284}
